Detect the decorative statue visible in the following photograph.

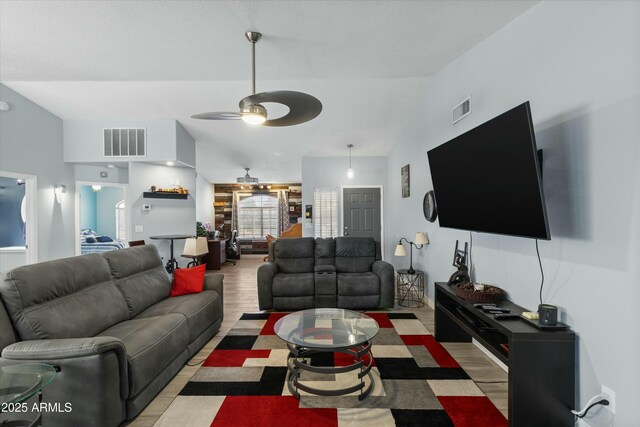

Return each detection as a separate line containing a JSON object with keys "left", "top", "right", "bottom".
{"left": 447, "top": 240, "right": 471, "bottom": 286}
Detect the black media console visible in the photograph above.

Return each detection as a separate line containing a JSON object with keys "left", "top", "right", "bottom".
{"left": 435, "top": 282, "right": 575, "bottom": 427}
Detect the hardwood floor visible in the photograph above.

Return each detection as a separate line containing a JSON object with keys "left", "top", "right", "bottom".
{"left": 126, "top": 255, "right": 508, "bottom": 426}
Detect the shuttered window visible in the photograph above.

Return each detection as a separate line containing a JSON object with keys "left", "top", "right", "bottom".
{"left": 314, "top": 187, "right": 339, "bottom": 238}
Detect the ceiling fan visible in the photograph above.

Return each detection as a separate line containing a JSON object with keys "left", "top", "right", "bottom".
{"left": 191, "top": 31, "right": 322, "bottom": 127}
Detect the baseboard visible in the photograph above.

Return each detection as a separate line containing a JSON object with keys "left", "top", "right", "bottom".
{"left": 425, "top": 296, "right": 435, "bottom": 309}
{"left": 472, "top": 338, "right": 509, "bottom": 372}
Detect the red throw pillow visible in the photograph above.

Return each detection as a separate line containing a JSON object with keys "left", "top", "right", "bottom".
{"left": 170, "top": 264, "right": 206, "bottom": 297}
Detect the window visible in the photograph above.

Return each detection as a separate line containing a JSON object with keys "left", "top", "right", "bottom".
{"left": 314, "top": 187, "right": 338, "bottom": 238}
{"left": 238, "top": 194, "right": 278, "bottom": 239}
{"left": 115, "top": 200, "right": 126, "bottom": 240}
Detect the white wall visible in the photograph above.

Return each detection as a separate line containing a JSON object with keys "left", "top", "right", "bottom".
{"left": 301, "top": 155, "right": 387, "bottom": 242}
{"left": 74, "top": 164, "right": 128, "bottom": 184}
{"left": 195, "top": 173, "right": 214, "bottom": 225}
{"left": 128, "top": 162, "right": 196, "bottom": 262}
{"left": 64, "top": 119, "right": 183, "bottom": 163}
{"left": 0, "top": 84, "right": 76, "bottom": 263}
{"left": 386, "top": 2, "right": 639, "bottom": 425}
{"left": 176, "top": 121, "right": 196, "bottom": 167}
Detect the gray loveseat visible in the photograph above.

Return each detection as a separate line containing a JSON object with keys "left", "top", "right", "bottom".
{"left": 0, "top": 245, "right": 223, "bottom": 427}
{"left": 258, "top": 237, "right": 394, "bottom": 310}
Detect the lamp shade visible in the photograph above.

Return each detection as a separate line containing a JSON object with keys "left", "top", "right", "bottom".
{"left": 183, "top": 237, "right": 209, "bottom": 257}
{"left": 394, "top": 244, "right": 407, "bottom": 257}
{"left": 415, "top": 232, "right": 429, "bottom": 245}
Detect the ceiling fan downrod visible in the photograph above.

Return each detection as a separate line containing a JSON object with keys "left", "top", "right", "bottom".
{"left": 245, "top": 31, "right": 262, "bottom": 95}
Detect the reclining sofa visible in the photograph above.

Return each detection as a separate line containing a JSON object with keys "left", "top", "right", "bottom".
{"left": 258, "top": 237, "right": 394, "bottom": 310}
{"left": 0, "top": 245, "right": 223, "bottom": 427}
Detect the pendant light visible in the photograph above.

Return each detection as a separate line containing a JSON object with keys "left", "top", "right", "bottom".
{"left": 347, "top": 144, "right": 355, "bottom": 179}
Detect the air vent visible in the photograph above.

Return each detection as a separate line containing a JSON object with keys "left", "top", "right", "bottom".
{"left": 103, "top": 128, "right": 146, "bottom": 157}
{"left": 452, "top": 96, "right": 471, "bottom": 124}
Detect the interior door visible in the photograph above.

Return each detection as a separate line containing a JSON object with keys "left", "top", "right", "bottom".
{"left": 343, "top": 188, "right": 381, "bottom": 241}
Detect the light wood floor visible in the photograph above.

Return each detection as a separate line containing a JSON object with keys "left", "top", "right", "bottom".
{"left": 126, "top": 255, "right": 508, "bottom": 426}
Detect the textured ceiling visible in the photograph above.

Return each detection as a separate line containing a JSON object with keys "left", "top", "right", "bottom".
{"left": 0, "top": 0, "right": 539, "bottom": 182}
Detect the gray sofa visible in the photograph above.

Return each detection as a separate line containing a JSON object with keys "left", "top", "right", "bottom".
{"left": 0, "top": 245, "right": 223, "bottom": 427}
{"left": 258, "top": 237, "right": 394, "bottom": 310}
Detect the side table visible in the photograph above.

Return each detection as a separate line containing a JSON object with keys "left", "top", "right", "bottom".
{"left": 396, "top": 269, "right": 425, "bottom": 307}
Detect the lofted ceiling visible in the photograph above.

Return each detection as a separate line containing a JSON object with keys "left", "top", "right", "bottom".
{"left": 0, "top": 0, "right": 539, "bottom": 182}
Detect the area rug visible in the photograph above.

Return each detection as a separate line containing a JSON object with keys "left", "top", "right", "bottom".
{"left": 155, "top": 312, "right": 507, "bottom": 427}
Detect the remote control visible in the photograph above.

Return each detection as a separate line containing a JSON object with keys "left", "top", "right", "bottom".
{"left": 494, "top": 313, "right": 520, "bottom": 320}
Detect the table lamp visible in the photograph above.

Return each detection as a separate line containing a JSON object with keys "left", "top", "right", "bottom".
{"left": 394, "top": 232, "right": 429, "bottom": 274}
{"left": 182, "top": 237, "right": 209, "bottom": 266}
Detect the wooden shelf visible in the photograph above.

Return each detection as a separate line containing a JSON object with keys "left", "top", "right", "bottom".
{"left": 143, "top": 192, "right": 188, "bottom": 199}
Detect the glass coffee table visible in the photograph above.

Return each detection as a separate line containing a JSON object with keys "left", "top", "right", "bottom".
{"left": 274, "top": 308, "right": 379, "bottom": 400}
{"left": 0, "top": 363, "right": 57, "bottom": 426}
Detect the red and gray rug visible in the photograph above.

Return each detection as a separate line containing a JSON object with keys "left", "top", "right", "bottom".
{"left": 155, "top": 312, "right": 507, "bottom": 426}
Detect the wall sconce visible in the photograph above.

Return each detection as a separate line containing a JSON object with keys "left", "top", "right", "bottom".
{"left": 54, "top": 185, "right": 67, "bottom": 203}
{"left": 394, "top": 232, "right": 429, "bottom": 274}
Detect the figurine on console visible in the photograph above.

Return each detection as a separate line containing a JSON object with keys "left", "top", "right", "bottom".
{"left": 447, "top": 240, "right": 470, "bottom": 286}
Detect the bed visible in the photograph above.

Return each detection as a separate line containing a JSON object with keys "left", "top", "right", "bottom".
{"left": 80, "top": 230, "right": 126, "bottom": 255}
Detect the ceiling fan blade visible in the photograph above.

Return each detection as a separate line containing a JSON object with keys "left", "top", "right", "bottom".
{"left": 240, "top": 91, "right": 322, "bottom": 127}
{"left": 191, "top": 112, "right": 242, "bottom": 120}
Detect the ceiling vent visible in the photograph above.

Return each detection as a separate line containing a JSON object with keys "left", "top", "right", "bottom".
{"left": 103, "top": 128, "right": 146, "bottom": 157}
{"left": 452, "top": 96, "right": 471, "bottom": 125}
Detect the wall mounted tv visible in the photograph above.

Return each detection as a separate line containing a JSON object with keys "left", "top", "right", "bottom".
{"left": 427, "top": 101, "right": 550, "bottom": 240}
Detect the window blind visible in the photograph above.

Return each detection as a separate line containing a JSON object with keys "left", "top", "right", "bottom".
{"left": 314, "top": 187, "right": 338, "bottom": 238}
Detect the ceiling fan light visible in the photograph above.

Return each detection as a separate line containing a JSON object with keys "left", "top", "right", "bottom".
{"left": 241, "top": 104, "right": 267, "bottom": 125}
{"left": 242, "top": 113, "right": 267, "bottom": 125}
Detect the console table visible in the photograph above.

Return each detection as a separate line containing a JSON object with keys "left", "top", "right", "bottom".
{"left": 435, "top": 282, "right": 575, "bottom": 427}
{"left": 203, "top": 239, "right": 227, "bottom": 270}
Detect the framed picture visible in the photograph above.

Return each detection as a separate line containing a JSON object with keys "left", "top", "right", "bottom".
{"left": 401, "top": 164, "right": 410, "bottom": 198}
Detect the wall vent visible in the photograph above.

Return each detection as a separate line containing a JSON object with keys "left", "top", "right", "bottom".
{"left": 452, "top": 96, "right": 471, "bottom": 124}
{"left": 103, "top": 128, "right": 146, "bottom": 157}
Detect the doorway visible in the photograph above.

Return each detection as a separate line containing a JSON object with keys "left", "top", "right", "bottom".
{"left": 75, "top": 181, "right": 128, "bottom": 255}
{"left": 0, "top": 171, "right": 38, "bottom": 274}
{"left": 342, "top": 186, "right": 383, "bottom": 245}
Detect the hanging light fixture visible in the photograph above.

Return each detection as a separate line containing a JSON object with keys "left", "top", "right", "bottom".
{"left": 347, "top": 144, "right": 355, "bottom": 179}
{"left": 237, "top": 168, "right": 259, "bottom": 183}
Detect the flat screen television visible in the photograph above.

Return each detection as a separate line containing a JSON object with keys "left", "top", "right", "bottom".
{"left": 427, "top": 101, "right": 550, "bottom": 240}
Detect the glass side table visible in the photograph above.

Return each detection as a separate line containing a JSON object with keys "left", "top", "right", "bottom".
{"left": 0, "top": 363, "right": 57, "bottom": 427}
{"left": 396, "top": 269, "right": 425, "bottom": 307}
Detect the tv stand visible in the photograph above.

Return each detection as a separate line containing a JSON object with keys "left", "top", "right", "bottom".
{"left": 435, "top": 282, "right": 575, "bottom": 427}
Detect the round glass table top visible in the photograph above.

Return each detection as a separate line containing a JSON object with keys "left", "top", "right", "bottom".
{"left": 0, "top": 363, "right": 57, "bottom": 405}
{"left": 274, "top": 308, "right": 379, "bottom": 349}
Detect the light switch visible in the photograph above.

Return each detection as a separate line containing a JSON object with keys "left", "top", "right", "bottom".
{"left": 135, "top": 225, "right": 143, "bottom": 233}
